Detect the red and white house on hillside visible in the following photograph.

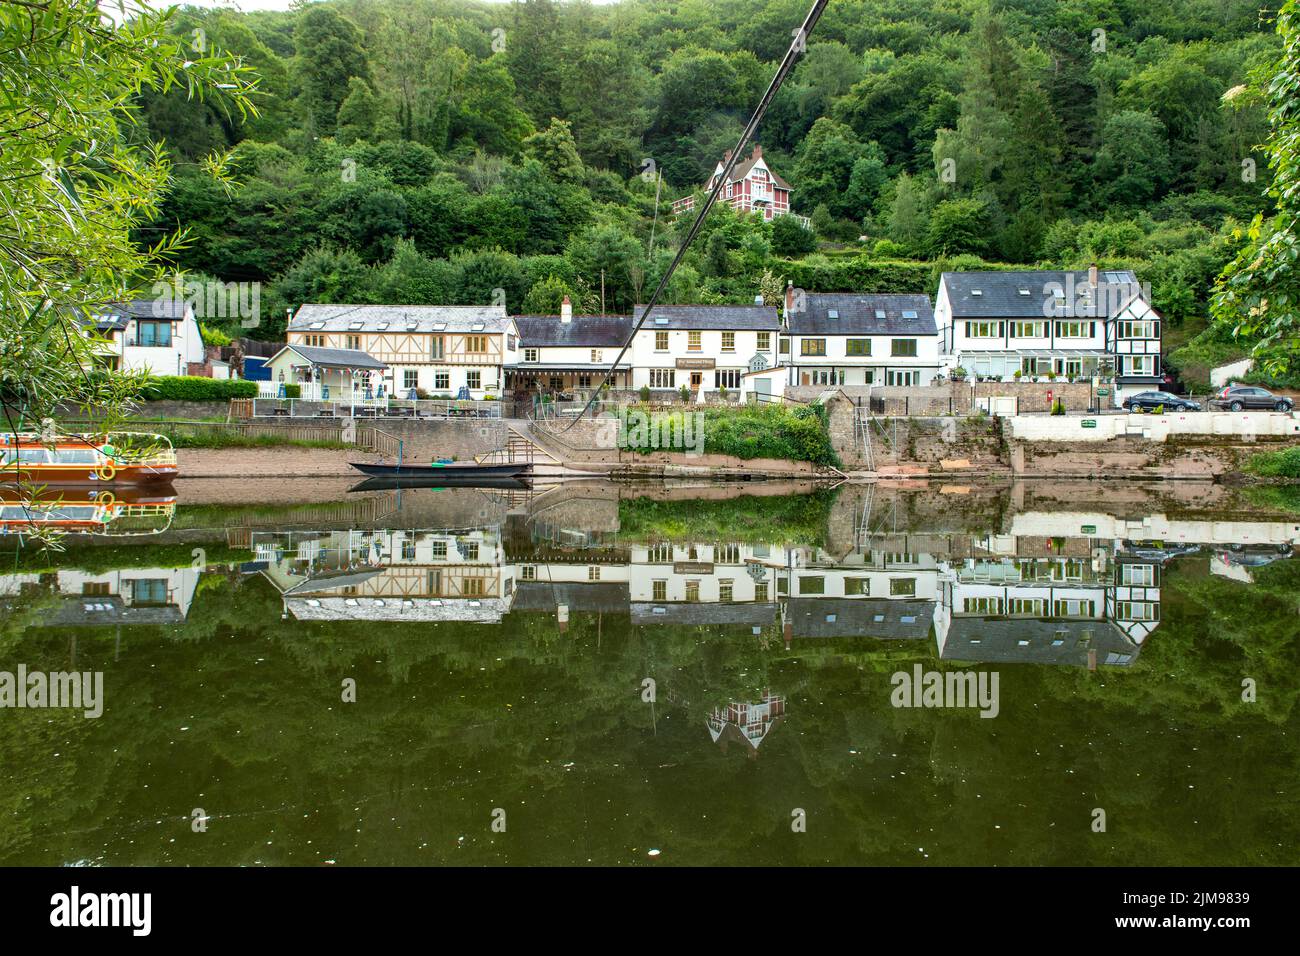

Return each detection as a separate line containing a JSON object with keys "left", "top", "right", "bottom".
{"left": 672, "top": 144, "right": 810, "bottom": 227}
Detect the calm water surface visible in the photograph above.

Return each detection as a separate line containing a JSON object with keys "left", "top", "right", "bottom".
{"left": 1, "top": 480, "right": 1298, "bottom": 865}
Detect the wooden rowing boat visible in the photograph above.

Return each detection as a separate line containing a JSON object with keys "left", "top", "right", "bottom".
{"left": 349, "top": 461, "right": 532, "bottom": 479}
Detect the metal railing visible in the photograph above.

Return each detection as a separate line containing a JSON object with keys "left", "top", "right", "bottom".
{"left": 251, "top": 398, "right": 502, "bottom": 420}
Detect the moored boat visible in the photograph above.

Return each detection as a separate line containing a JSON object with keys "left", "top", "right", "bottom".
{"left": 349, "top": 460, "right": 532, "bottom": 479}
{"left": 0, "top": 485, "right": 177, "bottom": 536}
{"left": 0, "top": 432, "right": 179, "bottom": 484}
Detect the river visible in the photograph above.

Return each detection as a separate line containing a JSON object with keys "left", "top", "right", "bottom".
{"left": 1, "top": 478, "right": 1297, "bottom": 865}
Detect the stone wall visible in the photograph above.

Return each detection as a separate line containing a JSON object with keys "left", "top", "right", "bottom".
{"left": 362, "top": 418, "right": 508, "bottom": 462}
{"left": 786, "top": 381, "right": 1096, "bottom": 415}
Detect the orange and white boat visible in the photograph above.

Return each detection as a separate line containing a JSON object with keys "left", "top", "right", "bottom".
{"left": 0, "top": 432, "right": 179, "bottom": 484}
{"left": 0, "top": 485, "right": 176, "bottom": 536}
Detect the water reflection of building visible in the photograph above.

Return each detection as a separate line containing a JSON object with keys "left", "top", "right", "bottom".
{"left": 257, "top": 528, "right": 514, "bottom": 622}
{"left": 0, "top": 566, "right": 200, "bottom": 625}
{"left": 933, "top": 537, "right": 1159, "bottom": 668}
{"left": 707, "top": 692, "right": 786, "bottom": 756}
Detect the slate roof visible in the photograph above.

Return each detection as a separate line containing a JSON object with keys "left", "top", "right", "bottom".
{"left": 629, "top": 601, "right": 779, "bottom": 627}
{"left": 289, "top": 304, "right": 510, "bottom": 334}
{"left": 632, "top": 304, "right": 781, "bottom": 331}
{"left": 941, "top": 617, "right": 1142, "bottom": 667}
{"left": 787, "top": 293, "right": 936, "bottom": 336}
{"left": 48, "top": 595, "right": 185, "bottom": 627}
{"left": 286, "top": 596, "right": 510, "bottom": 623}
{"left": 722, "top": 147, "right": 791, "bottom": 189}
{"left": 82, "top": 297, "right": 188, "bottom": 330}
{"left": 941, "top": 270, "right": 1145, "bottom": 319}
{"left": 511, "top": 581, "right": 630, "bottom": 614}
{"left": 271, "top": 344, "right": 387, "bottom": 370}
{"left": 786, "top": 598, "right": 935, "bottom": 639}
{"left": 514, "top": 314, "right": 635, "bottom": 348}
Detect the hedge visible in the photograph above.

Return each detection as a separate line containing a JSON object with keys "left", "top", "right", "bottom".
{"left": 142, "top": 376, "right": 257, "bottom": 401}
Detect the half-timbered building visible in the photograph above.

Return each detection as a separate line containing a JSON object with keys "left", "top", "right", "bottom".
{"left": 286, "top": 304, "right": 520, "bottom": 399}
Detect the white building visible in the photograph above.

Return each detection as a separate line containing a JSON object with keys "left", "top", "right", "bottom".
{"left": 83, "top": 298, "right": 207, "bottom": 376}
{"left": 628, "top": 304, "right": 782, "bottom": 396}
{"left": 783, "top": 291, "right": 943, "bottom": 387}
{"left": 511, "top": 298, "right": 634, "bottom": 396}
{"left": 934, "top": 267, "right": 1164, "bottom": 405}
{"left": 286, "top": 304, "right": 519, "bottom": 400}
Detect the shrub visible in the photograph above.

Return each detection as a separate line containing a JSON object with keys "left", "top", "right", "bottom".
{"left": 619, "top": 403, "right": 839, "bottom": 466}
{"left": 1050, "top": 399, "right": 1066, "bottom": 415}
{"left": 142, "top": 376, "right": 257, "bottom": 401}
{"left": 1245, "top": 447, "right": 1300, "bottom": 479}
{"left": 283, "top": 383, "right": 301, "bottom": 399}
{"left": 639, "top": 385, "right": 651, "bottom": 402}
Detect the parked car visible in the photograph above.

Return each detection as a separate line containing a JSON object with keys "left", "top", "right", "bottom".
{"left": 1120, "top": 541, "right": 1202, "bottom": 564}
{"left": 1122, "top": 391, "right": 1201, "bottom": 412}
{"left": 1217, "top": 543, "right": 1296, "bottom": 568}
{"left": 1209, "top": 385, "right": 1294, "bottom": 412}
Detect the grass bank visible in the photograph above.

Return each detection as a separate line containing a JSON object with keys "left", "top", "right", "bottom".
{"left": 619, "top": 403, "right": 839, "bottom": 467}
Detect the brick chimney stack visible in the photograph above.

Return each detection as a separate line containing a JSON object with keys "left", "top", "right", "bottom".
{"left": 784, "top": 279, "right": 795, "bottom": 317}
{"left": 560, "top": 295, "right": 572, "bottom": 324}
{"left": 752, "top": 144, "right": 762, "bottom": 160}
{"left": 1088, "top": 263, "right": 1099, "bottom": 286}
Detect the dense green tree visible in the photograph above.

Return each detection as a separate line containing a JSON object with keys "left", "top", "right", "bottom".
{"left": 293, "top": 6, "right": 371, "bottom": 135}
{"left": 927, "top": 198, "right": 991, "bottom": 257}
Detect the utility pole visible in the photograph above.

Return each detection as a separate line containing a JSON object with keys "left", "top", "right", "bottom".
{"left": 648, "top": 170, "right": 662, "bottom": 257}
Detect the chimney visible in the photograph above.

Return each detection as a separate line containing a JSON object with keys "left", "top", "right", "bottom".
{"left": 1088, "top": 263, "right": 1098, "bottom": 287}
{"left": 784, "top": 280, "right": 794, "bottom": 317}
{"left": 752, "top": 144, "right": 762, "bottom": 160}
{"left": 724, "top": 149, "right": 733, "bottom": 165}
{"left": 560, "top": 295, "right": 572, "bottom": 324}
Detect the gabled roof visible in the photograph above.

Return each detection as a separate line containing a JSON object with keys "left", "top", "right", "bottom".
{"left": 514, "top": 314, "right": 634, "bottom": 348}
{"left": 726, "top": 152, "right": 791, "bottom": 190}
{"left": 82, "top": 297, "right": 188, "bottom": 329}
{"left": 941, "top": 617, "right": 1141, "bottom": 667}
{"left": 633, "top": 304, "right": 781, "bottom": 331}
{"left": 941, "top": 270, "right": 1147, "bottom": 319}
{"left": 511, "top": 582, "right": 630, "bottom": 614}
{"left": 629, "top": 601, "right": 778, "bottom": 627}
{"left": 269, "top": 344, "right": 387, "bottom": 370}
{"left": 786, "top": 598, "right": 935, "bottom": 639}
{"left": 787, "top": 293, "right": 936, "bottom": 336}
{"left": 289, "top": 304, "right": 510, "bottom": 334}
